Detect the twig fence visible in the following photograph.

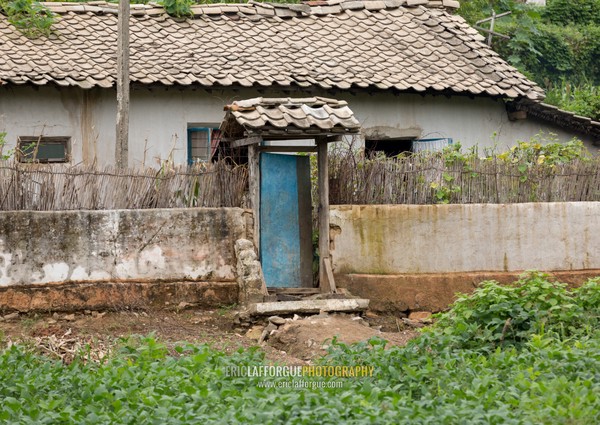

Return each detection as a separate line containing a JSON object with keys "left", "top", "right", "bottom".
{"left": 1, "top": 153, "right": 599, "bottom": 211}
{"left": 0, "top": 160, "right": 248, "bottom": 211}
{"left": 329, "top": 153, "right": 600, "bottom": 205}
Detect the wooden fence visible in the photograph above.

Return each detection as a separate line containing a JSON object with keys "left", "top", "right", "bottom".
{"left": 329, "top": 153, "right": 600, "bottom": 205}
{"left": 2, "top": 153, "right": 599, "bottom": 211}
{"left": 0, "top": 161, "right": 248, "bottom": 211}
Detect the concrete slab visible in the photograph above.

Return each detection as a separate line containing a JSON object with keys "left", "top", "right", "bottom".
{"left": 246, "top": 298, "right": 369, "bottom": 316}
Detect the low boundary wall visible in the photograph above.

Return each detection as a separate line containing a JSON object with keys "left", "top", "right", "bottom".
{"left": 330, "top": 203, "right": 600, "bottom": 312}
{"left": 0, "top": 208, "right": 251, "bottom": 311}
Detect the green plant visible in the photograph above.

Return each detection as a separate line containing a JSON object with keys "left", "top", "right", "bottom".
{"left": 544, "top": 79, "right": 600, "bottom": 120}
{"left": 0, "top": 132, "right": 12, "bottom": 160}
{"left": 543, "top": 0, "right": 600, "bottom": 26}
{"left": 496, "top": 135, "right": 589, "bottom": 166}
{"left": 159, "top": 0, "right": 192, "bottom": 17}
{"left": 425, "top": 271, "right": 596, "bottom": 351}
{"left": 1, "top": 274, "right": 599, "bottom": 424}
{"left": 216, "top": 303, "right": 237, "bottom": 316}
{"left": 0, "top": 0, "right": 55, "bottom": 38}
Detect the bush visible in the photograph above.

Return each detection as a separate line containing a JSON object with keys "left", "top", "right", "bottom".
{"left": 424, "top": 272, "right": 600, "bottom": 351}
{"left": 543, "top": 0, "right": 600, "bottom": 26}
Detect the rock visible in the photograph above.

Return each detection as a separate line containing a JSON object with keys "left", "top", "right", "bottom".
{"left": 268, "top": 316, "right": 286, "bottom": 326}
{"left": 235, "top": 238, "right": 268, "bottom": 304}
{"left": 408, "top": 311, "right": 433, "bottom": 322}
{"left": 293, "top": 314, "right": 301, "bottom": 321}
{"left": 177, "top": 301, "right": 191, "bottom": 310}
{"left": 3, "top": 312, "right": 19, "bottom": 321}
{"left": 47, "top": 318, "right": 57, "bottom": 325}
{"left": 258, "top": 329, "right": 270, "bottom": 344}
{"left": 245, "top": 325, "right": 264, "bottom": 340}
{"left": 401, "top": 318, "right": 426, "bottom": 328}
{"left": 63, "top": 314, "right": 76, "bottom": 321}
{"left": 265, "top": 322, "right": 278, "bottom": 333}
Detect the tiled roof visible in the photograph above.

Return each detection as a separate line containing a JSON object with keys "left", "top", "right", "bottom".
{"left": 0, "top": 0, "right": 543, "bottom": 100}
{"left": 511, "top": 100, "right": 600, "bottom": 145}
{"left": 221, "top": 97, "right": 361, "bottom": 138}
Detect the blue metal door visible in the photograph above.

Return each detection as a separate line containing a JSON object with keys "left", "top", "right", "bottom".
{"left": 260, "top": 153, "right": 312, "bottom": 288}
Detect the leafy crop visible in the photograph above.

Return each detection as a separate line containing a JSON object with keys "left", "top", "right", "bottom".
{"left": 1, "top": 274, "right": 599, "bottom": 424}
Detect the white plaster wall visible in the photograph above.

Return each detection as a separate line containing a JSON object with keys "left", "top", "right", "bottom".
{"left": 1, "top": 85, "right": 597, "bottom": 166}
{"left": 338, "top": 92, "right": 598, "bottom": 153}
{"left": 330, "top": 203, "right": 600, "bottom": 274}
{"left": 0, "top": 208, "right": 249, "bottom": 286}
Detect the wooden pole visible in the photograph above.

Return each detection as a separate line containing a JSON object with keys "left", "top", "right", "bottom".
{"left": 115, "top": 0, "right": 130, "bottom": 168}
{"left": 248, "top": 143, "right": 261, "bottom": 253}
{"left": 317, "top": 137, "right": 335, "bottom": 293}
{"left": 487, "top": 9, "right": 496, "bottom": 46}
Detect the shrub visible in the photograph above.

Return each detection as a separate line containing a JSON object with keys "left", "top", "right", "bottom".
{"left": 424, "top": 271, "right": 600, "bottom": 351}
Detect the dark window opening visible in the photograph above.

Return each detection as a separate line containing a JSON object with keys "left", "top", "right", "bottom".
{"left": 365, "top": 139, "right": 413, "bottom": 158}
{"left": 17, "top": 137, "right": 70, "bottom": 163}
{"left": 366, "top": 138, "right": 454, "bottom": 157}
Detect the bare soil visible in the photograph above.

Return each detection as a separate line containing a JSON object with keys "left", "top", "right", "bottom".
{"left": 0, "top": 308, "right": 419, "bottom": 364}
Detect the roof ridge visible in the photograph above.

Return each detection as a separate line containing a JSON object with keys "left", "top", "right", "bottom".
{"left": 39, "top": 0, "right": 460, "bottom": 18}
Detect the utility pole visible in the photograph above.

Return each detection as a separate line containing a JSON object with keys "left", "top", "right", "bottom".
{"left": 115, "top": 0, "right": 130, "bottom": 168}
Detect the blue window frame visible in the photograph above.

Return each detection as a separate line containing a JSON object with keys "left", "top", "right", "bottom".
{"left": 412, "top": 138, "right": 453, "bottom": 153}
{"left": 187, "top": 127, "right": 218, "bottom": 164}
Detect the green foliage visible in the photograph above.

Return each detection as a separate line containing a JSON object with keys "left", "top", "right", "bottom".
{"left": 159, "top": 0, "right": 192, "bottom": 18}
{"left": 1, "top": 275, "right": 600, "bottom": 424}
{"left": 0, "top": 131, "right": 18, "bottom": 160}
{"left": 496, "top": 136, "right": 590, "bottom": 166}
{"left": 427, "top": 271, "right": 598, "bottom": 351}
{"left": 543, "top": 0, "right": 600, "bottom": 26}
{"left": 425, "top": 136, "right": 589, "bottom": 203}
{"left": 545, "top": 80, "right": 600, "bottom": 120}
{"left": 457, "top": 1, "right": 600, "bottom": 118}
{"left": 0, "top": 0, "right": 55, "bottom": 38}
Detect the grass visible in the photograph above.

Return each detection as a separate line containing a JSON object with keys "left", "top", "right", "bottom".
{"left": 0, "top": 273, "right": 599, "bottom": 424}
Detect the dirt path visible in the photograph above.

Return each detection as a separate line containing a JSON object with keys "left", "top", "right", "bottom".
{"left": 0, "top": 308, "right": 419, "bottom": 364}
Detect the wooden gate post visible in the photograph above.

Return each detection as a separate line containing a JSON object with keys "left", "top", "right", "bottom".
{"left": 317, "top": 137, "right": 336, "bottom": 293}
{"left": 248, "top": 143, "right": 261, "bottom": 252}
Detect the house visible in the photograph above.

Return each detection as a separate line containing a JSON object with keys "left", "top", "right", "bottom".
{"left": 0, "top": 0, "right": 598, "bottom": 167}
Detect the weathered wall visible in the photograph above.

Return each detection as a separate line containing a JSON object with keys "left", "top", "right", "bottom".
{"left": 1, "top": 85, "right": 597, "bottom": 167}
{"left": 330, "top": 203, "right": 600, "bottom": 311}
{"left": 0, "top": 208, "right": 250, "bottom": 286}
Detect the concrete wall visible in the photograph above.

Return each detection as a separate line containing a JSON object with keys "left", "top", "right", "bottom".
{"left": 0, "top": 208, "right": 250, "bottom": 286}
{"left": 330, "top": 203, "right": 600, "bottom": 311}
{"left": 1, "top": 85, "right": 597, "bottom": 167}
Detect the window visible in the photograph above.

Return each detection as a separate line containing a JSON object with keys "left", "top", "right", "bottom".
{"left": 412, "top": 138, "right": 453, "bottom": 153}
{"left": 17, "top": 136, "right": 70, "bottom": 163}
{"left": 365, "top": 138, "right": 453, "bottom": 157}
{"left": 187, "top": 127, "right": 220, "bottom": 164}
{"left": 365, "top": 139, "right": 413, "bottom": 157}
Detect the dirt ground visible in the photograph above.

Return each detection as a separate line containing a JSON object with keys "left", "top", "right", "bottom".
{"left": 0, "top": 307, "right": 420, "bottom": 364}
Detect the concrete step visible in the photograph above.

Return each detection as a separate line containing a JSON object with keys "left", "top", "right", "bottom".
{"left": 245, "top": 298, "right": 369, "bottom": 316}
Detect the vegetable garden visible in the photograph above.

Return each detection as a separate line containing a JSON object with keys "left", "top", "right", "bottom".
{"left": 1, "top": 272, "right": 599, "bottom": 424}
